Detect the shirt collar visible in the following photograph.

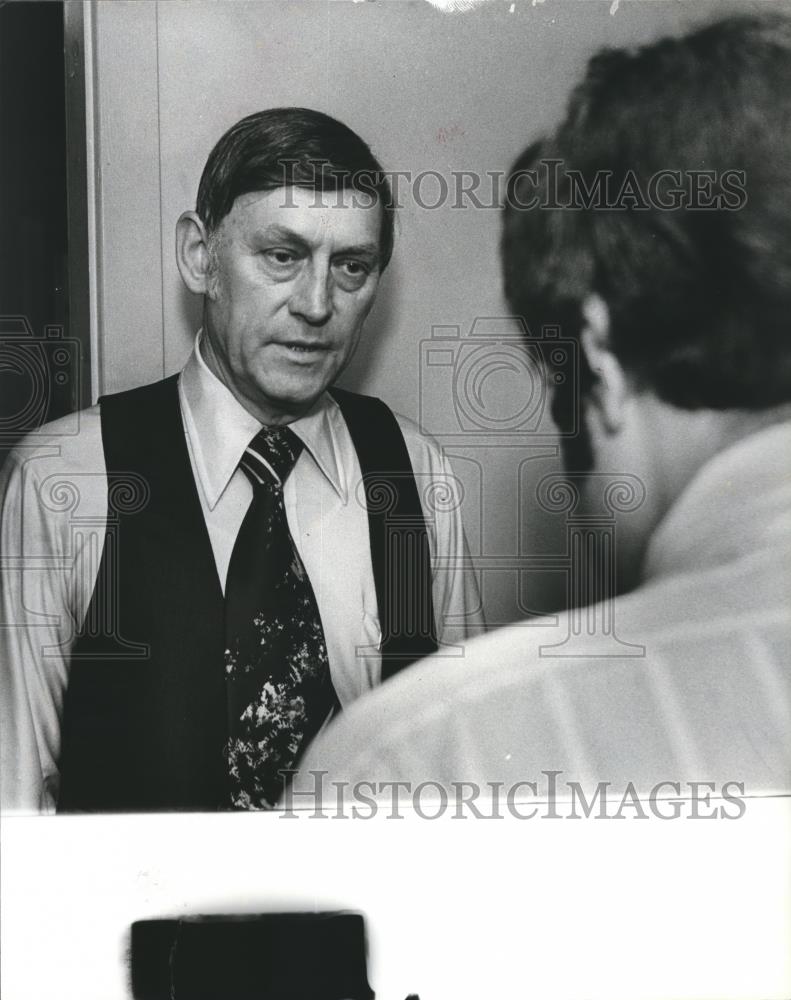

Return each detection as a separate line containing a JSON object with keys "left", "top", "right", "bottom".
{"left": 179, "top": 332, "right": 347, "bottom": 509}
{"left": 642, "top": 419, "right": 791, "bottom": 582}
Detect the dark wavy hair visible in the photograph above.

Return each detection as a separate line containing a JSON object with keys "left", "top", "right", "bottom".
{"left": 503, "top": 13, "right": 791, "bottom": 411}
{"left": 196, "top": 107, "right": 395, "bottom": 268}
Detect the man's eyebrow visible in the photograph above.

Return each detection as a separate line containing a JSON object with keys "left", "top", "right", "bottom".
{"left": 334, "top": 242, "right": 380, "bottom": 260}
{"left": 256, "top": 227, "right": 380, "bottom": 262}
{"left": 256, "top": 225, "right": 311, "bottom": 246}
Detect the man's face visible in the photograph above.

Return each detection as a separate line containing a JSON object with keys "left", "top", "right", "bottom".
{"left": 202, "top": 185, "right": 383, "bottom": 424}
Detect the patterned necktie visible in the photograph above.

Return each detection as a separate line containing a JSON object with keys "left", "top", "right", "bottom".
{"left": 223, "top": 425, "right": 338, "bottom": 809}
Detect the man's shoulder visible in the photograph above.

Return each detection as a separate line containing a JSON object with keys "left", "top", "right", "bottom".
{"left": 4, "top": 404, "right": 103, "bottom": 480}
{"left": 330, "top": 387, "right": 449, "bottom": 474}
{"left": 1, "top": 404, "right": 108, "bottom": 527}
{"left": 314, "top": 569, "right": 717, "bottom": 741}
{"left": 299, "top": 577, "right": 740, "bottom": 783}
{"left": 300, "top": 618, "right": 562, "bottom": 774}
{"left": 392, "top": 411, "right": 445, "bottom": 465}
{"left": 5, "top": 373, "right": 185, "bottom": 482}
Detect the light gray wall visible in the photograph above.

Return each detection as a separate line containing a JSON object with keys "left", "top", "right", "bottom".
{"left": 87, "top": 0, "right": 770, "bottom": 626}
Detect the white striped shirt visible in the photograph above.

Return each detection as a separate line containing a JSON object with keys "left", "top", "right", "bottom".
{"left": 299, "top": 421, "right": 791, "bottom": 799}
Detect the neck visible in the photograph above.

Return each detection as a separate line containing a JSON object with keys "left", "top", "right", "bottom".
{"left": 602, "top": 395, "right": 791, "bottom": 591}
{"left": 646, "top": 398, "right": 791, "bottom": 515}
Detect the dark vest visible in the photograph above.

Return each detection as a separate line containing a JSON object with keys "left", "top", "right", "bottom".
{"left": 57, "top": 375, "right": 436, "bottom": 812}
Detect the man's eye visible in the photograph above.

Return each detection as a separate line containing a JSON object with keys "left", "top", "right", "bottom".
{"left": 333, "top": 260, "right": 371, "bottom": 289}
{"left": 264, "top": 249, "right": 298, "bottom": 266}
{"left": 339, "top": 260, "right": 367, "bottom": 276}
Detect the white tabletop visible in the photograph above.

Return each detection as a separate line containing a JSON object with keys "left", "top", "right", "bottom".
{"left": 2, "top": 796, "right": 790, "bottom": 1000}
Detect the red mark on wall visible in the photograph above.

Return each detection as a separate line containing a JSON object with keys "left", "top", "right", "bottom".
{"left": 437, "top": 124, "right": 466, "bottom": 144}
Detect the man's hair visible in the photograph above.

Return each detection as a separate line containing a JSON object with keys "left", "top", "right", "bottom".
{"left": 196, "top": 107, "right": 395, "bottom": 268}
{"left": 502, "top": 13, "right": 791, "bottom": 410}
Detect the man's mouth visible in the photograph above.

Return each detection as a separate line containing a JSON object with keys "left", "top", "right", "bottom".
{"left": 278, "top": 341, "right": 330, "bottom": 354}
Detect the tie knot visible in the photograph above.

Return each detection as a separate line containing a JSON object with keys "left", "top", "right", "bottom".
{"left": 240, "top": 425, "right": 304, "bottom": 488}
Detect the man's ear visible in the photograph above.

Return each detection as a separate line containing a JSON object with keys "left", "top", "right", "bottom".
{"left": 175, "top": 211, "right": 214, "bottom": 296}
{"left": 579, "top": 294, "right": 630, "bottom": 435}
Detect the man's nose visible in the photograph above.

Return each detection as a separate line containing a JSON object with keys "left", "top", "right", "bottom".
{"left": 288, "top": 262, "right": 332, "bottom": 325}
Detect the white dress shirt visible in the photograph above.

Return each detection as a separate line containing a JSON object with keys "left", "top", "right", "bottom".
{"left": 298, "top": 420, "right": 791, "bottom": 801}
{"left": 0, "top": 335, "right": 484, "bottom": 812}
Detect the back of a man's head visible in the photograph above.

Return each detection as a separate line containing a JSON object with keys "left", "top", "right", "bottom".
{"left": 503, "top": 13, "right": 791, "bottom": 416}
